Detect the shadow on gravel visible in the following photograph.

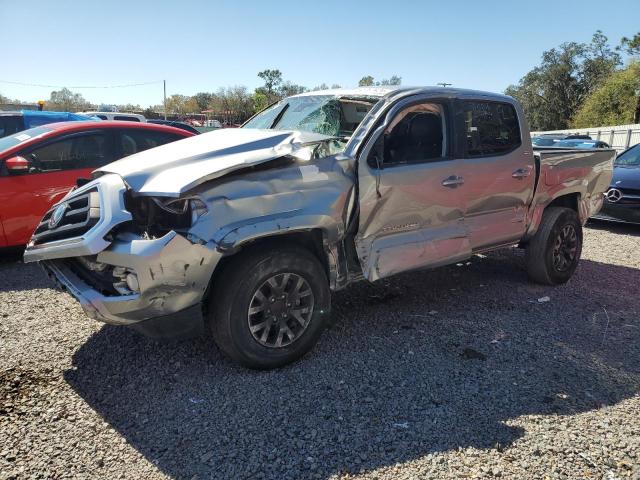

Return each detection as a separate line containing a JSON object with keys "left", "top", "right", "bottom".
{"left": 0, "top": 250, "right": 53, "bottom": 293}
{"left": 65, "top": 250, "right": 640, "bottom": 479}
{"left": 586, "top": 219, "right": 640, "bottom": 237}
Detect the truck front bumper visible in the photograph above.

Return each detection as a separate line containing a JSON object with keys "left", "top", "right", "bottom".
{"left": 42, "top": 231, "right": 221, "bottom": 337}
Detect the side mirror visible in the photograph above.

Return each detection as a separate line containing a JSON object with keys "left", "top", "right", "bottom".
{"left": 5, "top": 156, "right": 30, "bottom": 174}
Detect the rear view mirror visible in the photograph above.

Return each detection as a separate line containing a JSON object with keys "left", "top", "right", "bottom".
{"left": 5, "top": 156, "right": 30, "bottom": 174}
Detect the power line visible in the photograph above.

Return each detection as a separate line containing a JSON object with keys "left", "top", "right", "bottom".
{"left": 0, "top": 79, "right": 163, "bottom": 89}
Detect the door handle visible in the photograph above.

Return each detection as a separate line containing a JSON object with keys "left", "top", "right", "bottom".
{"left": 441, "top": 175, "right": 464, "bottom": 188}
{"left": 512, "top": 168, "right": 531, "bottom": 179}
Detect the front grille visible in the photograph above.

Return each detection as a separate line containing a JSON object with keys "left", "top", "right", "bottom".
{"left": 32, "top": 189, "right": 101, "bottom": 245}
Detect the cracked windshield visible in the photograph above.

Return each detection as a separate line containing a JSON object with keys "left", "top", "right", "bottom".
{"left": 243, "top": 95, "right": 378, "bottom": 154}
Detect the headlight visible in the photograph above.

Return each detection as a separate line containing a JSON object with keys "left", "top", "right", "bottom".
{"left": 125, "top": 194, "right": 208, "bottom": 236}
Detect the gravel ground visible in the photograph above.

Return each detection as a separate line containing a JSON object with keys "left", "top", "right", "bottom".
{"left": 1, "top": 221, "right": 639, "bottom": 480}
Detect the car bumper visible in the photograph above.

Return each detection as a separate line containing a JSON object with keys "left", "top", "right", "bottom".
{"left": 42, "top": 230, "right": 221, "bottom": 337}
{"left": 593, "top": 202, "right": 640, "bottom": 224}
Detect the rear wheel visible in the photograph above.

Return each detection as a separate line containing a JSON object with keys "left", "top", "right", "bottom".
{"left": 209, "top": 244, "right": 331, "bottom": 369}
{"left": 525, "top": 207, "right": 583, "bottom": 285}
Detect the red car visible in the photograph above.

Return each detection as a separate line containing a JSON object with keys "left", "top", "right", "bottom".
{"left": 0, "top": 121, "right": 194, "bottom": 247}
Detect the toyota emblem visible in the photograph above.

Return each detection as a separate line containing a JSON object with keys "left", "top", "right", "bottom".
{"left": 48, "top": 203, "right": 68, "bottom": 229}
{"left": 605, "top": 188, "right": 623, "bottom": 203}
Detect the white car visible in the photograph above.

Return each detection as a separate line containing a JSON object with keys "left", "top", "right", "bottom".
{"left": 79, "top": 112, "right": 146, "bottom": 122}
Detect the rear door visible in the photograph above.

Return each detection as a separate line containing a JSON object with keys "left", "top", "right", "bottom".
{"left": 356, "top": 96, "right": 470, "bottom": 281}
{"left": 0, "top": 129, "right": 115, "bottom": 246}
{"left": 456, "top": 98, "right": 535, "bottom": 250}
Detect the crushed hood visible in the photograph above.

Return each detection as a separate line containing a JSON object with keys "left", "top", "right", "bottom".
{"left": 96, "top": 128, "right": 332, "bottom": 197}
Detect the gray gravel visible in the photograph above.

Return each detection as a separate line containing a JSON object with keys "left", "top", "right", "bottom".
{"left": 1, "top": 220, "right": 639, "bottom": 479}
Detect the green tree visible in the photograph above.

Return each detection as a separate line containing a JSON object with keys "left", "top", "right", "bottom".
{"left": 252, "top": 90, "right": 269, "bottom": 112}
{"left": 358, "top": 75, "right": 374, "bottom": 86}
{"left": 210, "top": 86, "right": 254, "bottom": 123}
{"left": 572, "top": 62, "right": 640, "bottom": 127}
{"left": 620, "top": 33, "right": 640, "bottom": 56}
{"left": 165, "top": 94, "right": 199, "bottom": 116}
{"left": 505, "top": 32, "right": 621, "bottom": 130}
{"left": 380, "top": 75, "right": 402, "bottom": 86}
{"left": 257, "top": 69, "right": 283, "bottom": 96}
{"left": 279, "top": 81, "right": 306, "bottom": 98}
{"left": 193, "top": 92, "right": 214, "bottom": 112}
{"left": 47, "top": 87, "right": 92, "bottom": 112}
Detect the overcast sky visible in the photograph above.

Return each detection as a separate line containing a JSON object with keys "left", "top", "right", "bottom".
{"left": 1, "top": 0, "right": 638, "bottom": 107}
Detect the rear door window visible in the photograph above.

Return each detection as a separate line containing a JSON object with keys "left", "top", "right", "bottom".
{"left": 117, "top": 129, "right": 184, "bottom": 157}
{"left": 20, "top": 131, "right": 112, "bottom": 173}
{"left": 462, "top": 101, "right": 521, "bottom": 157}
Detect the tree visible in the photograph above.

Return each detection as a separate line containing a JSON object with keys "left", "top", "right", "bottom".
{"left": 279, "top": 81, "right": 306, "bottom": 98}
{"left": 193, "top": 92, "right": 214, "bottom": 112}
{"left": 359, "top": 75, "right": 401, "bottom": 87}
{"left": 252, "top": 90, "right": 269, "bottom": 112}
{"left": 505, "top": 32, "right": 621, "bottom": 130}
{"left": 380, "top": 75, "right": 402, "bottom": 86}
{"left": 0, "top": 92, "right": 9, "bottom": 104}
{"left": 572, "top": 62, "right": 640, "bottom": 127}
{"left": 620, "top": 33, "right": 640, "bottom": 56}
{"left": 47, "top": 88, "right": 92, "bottom": 112}
{"left": 165, "top": 94, "right": 199, "bottom": 116}
{"left": 210, "top": 86, "right": 254, "bottom": 124}
{"left": 358, "top": 75, "right": 374, "bottom": 87}
{"left": 257, "top": 69, "right": 283, "bottom": 96}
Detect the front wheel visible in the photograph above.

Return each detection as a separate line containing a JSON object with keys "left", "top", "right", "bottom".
{"left": 525, "top": 207, "right": 583, "bottom": 285}
{"left": 209, "top": 244, "right": 331, "bottom": 369}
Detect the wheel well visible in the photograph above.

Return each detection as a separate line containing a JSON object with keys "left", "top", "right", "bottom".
{"left": 547, "top": 193, "right": 579, "bottom": 212}
{"left": 205, "top": 230, "right": 329, "bottom": 310}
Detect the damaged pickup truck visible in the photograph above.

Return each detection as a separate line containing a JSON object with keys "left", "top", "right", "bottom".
{"left": 24, "top": 87, "right": 615, "bottom": 369}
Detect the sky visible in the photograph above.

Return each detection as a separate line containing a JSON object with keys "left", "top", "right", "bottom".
{"left": 0, "top": 0, "right": 638, "bottom": 108}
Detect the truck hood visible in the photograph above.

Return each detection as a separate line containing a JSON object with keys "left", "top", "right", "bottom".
{"left": 96, "top": 128, "right": 333, "bottom": 197}
{"left": 611, "top": 164, "right": 640, "bottom": 190}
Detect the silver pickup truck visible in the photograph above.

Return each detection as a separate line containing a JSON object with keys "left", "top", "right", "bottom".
{"left": 24, "top": 87, "right": 615, "bottom": 369}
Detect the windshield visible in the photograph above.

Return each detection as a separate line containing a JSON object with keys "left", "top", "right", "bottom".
{"left": 243, "top": 94, "right": 379, "bottom": 141}
{"left": 0, "top": 126, "right": 52, "bottom": 152}
{"left": 615, "top": 144, "right": 640, "bottom": 166}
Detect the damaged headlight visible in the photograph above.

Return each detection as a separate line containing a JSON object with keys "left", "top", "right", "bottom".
{"left": 125, "top": 194, "right": 208, "bottom": 237}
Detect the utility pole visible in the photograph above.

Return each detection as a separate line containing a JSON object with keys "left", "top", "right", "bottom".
{"left": 163, "top": 80, "right": 167, "bottom": 120}
{"left": 437, "top": 82, "right": 452, "bottom": 88}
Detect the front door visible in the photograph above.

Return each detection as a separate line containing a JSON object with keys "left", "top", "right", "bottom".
{"left": 356, "top": 98, "right": 470, "bottom": 281}
{"left": 0, "top": 130, "right": 114, "bottom": 246}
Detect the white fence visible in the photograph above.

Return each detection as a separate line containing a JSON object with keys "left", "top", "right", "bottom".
{"left": 531, "top": 123, "right": 640, "bottom": 152}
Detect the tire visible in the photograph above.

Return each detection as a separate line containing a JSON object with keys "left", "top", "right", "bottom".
{"left": 525, "top": 207, "right": 583, "bottom": 285}
{"left": 209, "top": 243, "right": 331, "bottom": 369}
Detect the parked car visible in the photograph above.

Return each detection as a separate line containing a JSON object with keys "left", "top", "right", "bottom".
{"left": 0, "top": 110, "right": 96, "bottom": 138}
{"left": 592, "top": 143, "right": 640, "bottom": 224}
{"left": 531, "top": 134, "right": 593, "bottom": 147}
{"left": 79, "top": 111, "right": 146, "bottom": 122}
{"left": 24, "top": 87, "right": 615, "bottom": 369}
{"left": 0, "top": 121, "right": 194, "bottom": 247}
{"left": 148, "top": 119, "right": 200, "bottom": 134}
{"left": 553, "top": 139, "right": 610, "bottom": 149}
